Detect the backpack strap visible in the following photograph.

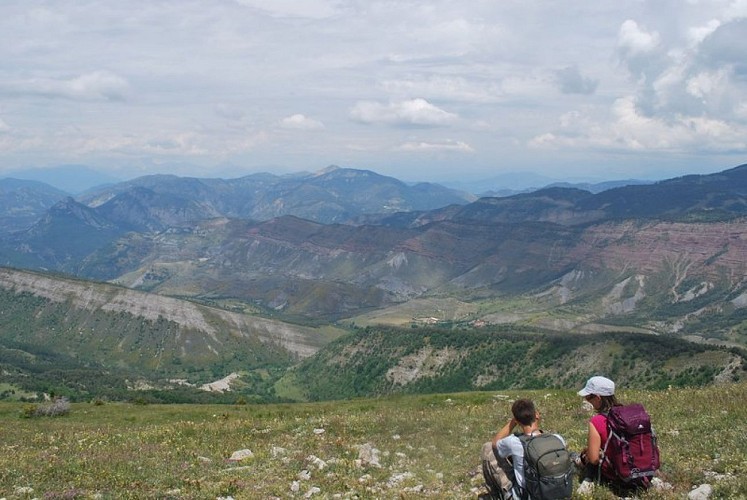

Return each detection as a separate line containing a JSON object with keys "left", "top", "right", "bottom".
{"left": 516, "top": 434, "right": 532, "bottom": 500}
{"left": 598, "top": 412, "right": 611, "bottom": 483}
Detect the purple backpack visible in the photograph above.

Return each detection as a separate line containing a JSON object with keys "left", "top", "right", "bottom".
{"left": 601, "top": 403, "right": 660, "bottom": 487}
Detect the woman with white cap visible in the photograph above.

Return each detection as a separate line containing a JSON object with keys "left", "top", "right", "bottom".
{"left": 575, "top": 376, "right": 620, "bottom": 484}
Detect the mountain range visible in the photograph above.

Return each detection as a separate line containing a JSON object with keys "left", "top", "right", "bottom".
{"left": 1, "top": 163, "right": 746, "bottom": 401}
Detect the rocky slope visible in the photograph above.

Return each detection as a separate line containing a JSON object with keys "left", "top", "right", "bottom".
{"left": 0, "top": 267, "right": 344, "bottom": 397}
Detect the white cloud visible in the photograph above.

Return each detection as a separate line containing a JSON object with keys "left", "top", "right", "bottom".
{"left": 279, "top": 114, "right": 325, "bottom": 130}
{"left": 688, "top": 19, "right": 721, "bottom": 46}
{"left": 686, "top": 69, "right": 729, "bottom": 101}
{"left": 350, "top": 99, "right": 457, "bottom": 127}
{"left": 0, "top": 1, "right": 745, "bottom": 179}
{"left": 618, "top": 20, "right": 661, "bottom": 55}
{"left": 1, "top": 71, "right": 129, "bottom": 101}
{"left": 529, "top": 96, "right": 747, "bottom": 153}
{"left": 398, "top": 140, "right": 474, "bottom": 152}
{"left": 233, "top": 0, "right": 337, "bottom": 19}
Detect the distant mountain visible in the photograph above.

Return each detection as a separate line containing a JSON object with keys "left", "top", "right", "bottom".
{"left": 0, "top": 178, "right": 69, "bottom": 233}
{"left": 413, "top": 164, "right": 747, "bottom": 227}
{"left": 442, "top": 171, "right": 559, "bottom": 194}
{"left": 3, "top": 163, "right": 747, "bottom": 346}
{"left": 2, "top": 197, "right": 127, "bottom": 270}
{"left": 78, "top": 166, "right": 477, "bottom": 225}
{"left": 4, "top": 164, "right": 122, "bottom": 194}
{"left": 544, "top": 178, "right": 652, "bottom": 194}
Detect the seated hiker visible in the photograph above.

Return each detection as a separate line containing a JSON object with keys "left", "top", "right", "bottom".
{"left": 575, "top": 376, "right": 660, "bottom": 495}
{"left": 481, "top": 398, "right": 571, "bottom": 499}
{"left": 575, "top": 376, "right": 619, "bottom": 483}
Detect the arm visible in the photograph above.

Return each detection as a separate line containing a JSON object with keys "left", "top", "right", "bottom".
{"left": 585, "top": 422, "right": 602, "bottom": 465}
{"left": 491, "top": 417, "right": 517, "bottom": 449}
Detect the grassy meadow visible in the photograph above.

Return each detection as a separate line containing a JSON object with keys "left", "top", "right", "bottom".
{"left": 0, "top": 383, "right": 745, "bottom": 499}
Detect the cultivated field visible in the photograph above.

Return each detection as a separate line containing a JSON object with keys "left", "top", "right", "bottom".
{"left": 0, "top": 383, "right": 745, "bottom": 499}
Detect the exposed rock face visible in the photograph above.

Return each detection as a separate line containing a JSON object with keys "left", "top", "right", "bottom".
{"left": 386, "top": 347, "right": 459, "bottom": 385}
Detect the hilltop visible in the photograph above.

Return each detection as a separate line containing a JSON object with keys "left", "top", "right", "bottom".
{"left": 0, "top": 383, "right": 744, "bottom": 498}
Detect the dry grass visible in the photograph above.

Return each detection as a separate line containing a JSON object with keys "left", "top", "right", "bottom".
{"left": 0, "top": 383, "right": 745, "bottom": 499}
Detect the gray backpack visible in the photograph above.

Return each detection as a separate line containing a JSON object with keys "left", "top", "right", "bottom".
{"left": 518, "top": 433, "right": 573, "bottom": 500}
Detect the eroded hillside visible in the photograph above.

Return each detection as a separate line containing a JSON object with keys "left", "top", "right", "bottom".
{"left": 0, "top": 267, "right": 345, "bottom": 400}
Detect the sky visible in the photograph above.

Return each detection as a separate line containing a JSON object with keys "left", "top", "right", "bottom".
{"left": 1, "top": 0, "right": 746, "bottom": 185}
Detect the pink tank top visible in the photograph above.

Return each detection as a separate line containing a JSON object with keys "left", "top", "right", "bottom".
{"left": 591, "top": 413, "right": 608, "bottom": 443}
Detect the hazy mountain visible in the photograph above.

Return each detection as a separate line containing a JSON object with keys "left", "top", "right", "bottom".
{"left": 3, "top": 164, "right": 747, "bottom": 401}
{"left": 413, "top": 164, "right": 747, "bottom": 227}
{"left": 4, "top": 164, "right": 122, "bottom": 194}
{"left": 544, "top": 178, "right": 652, "bottom": 193}
{"left": 2, "top": 163, "right": 747, "bottom": 344}
{"left": 0, "top": 178, "right": 69, "bottom": 233}
{"left": 78, "top": 166, "right": 477, "bottom": 224}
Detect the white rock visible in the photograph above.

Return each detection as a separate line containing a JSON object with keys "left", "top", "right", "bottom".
{"left": 228, "top": 449, "right": 253, "bottom": 462}
{"left": 290, "top": 481, "right": 300, "bottom": 493}
{"left": 271, "top": 446, "right": 287, "bottom": 457}
{"left": 13, "top": 487, "right": 34, "bottom": 495}
{"left": 298, "top": 470, "right": 312, "bottom": 481}
{"left": 387, "top": 471, "right": 414, "bottom": 488}
{"left": 403, "top": 484, "right": 424, "bottom": 493}
{"left": 576, "top": 480, "right": 594, "bottom": 497}
{"left": 313, "top": 428, "right": 325, "bottom": 435}
{"left": 357, "top": 443, "right": 382, "bottom": 468}
{"left": 651, "top": 477, "right": 673, "bottom": 490}
{"left": 307, "top": 455, "right": 327, "bottom": 470}
{"left": 304, "top": 486, "right": 321, "bottom": 498}
{"left": 689, "top": 484, "right": 713, "bottom": 500}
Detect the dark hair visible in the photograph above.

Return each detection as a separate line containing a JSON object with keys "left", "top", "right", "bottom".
{"left": 597, "top": 395, "right": 621, "bottom": 413}
{"left": 512, "top": 398, "right": 537, "bottom": 426}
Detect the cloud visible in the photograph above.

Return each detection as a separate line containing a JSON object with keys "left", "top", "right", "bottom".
{"left": 687, "top": 19, "right": 721, "bottom": 46}
{"left": 0, "top": 118, "right": 9, "bottom": 133}
{"left": 350, "top": 98, "right": 457, "bottom": 127}
{"left": 398, "top": 140, "right": 474, "bottom": 152}
{"left": 279, "top": 114, "right": 325, "bottom": 130}
{"left": 233, "top": 0, "right": 337, "bottom": 19}
{"left": 697, "top": 18, "right": 747, "bottom": 70}
{"left": 215, "top": 104, "right": 246, "bottom": 121}
{"left": 529, "top": 96, "right": 747, "bottom": 153}
{"left": 555, "top": 66, "right": 598, "bottom": 95}
{"left": 618, "top": 19, "right": 661, "bottom": 56}
{"left": 1, "top": 71, "right": 130, "bottom": 101}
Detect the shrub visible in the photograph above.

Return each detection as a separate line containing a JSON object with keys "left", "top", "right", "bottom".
{"left": 23, "top": 397, "right": 71, "bottom": 418}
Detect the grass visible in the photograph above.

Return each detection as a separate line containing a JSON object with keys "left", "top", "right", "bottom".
{"left": 0, "top": 383, "right": 745, "bottom": 499}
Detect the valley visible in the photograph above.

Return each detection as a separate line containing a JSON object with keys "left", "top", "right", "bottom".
{"left": 0, "top": 164, "right": 746, "bottom": 402}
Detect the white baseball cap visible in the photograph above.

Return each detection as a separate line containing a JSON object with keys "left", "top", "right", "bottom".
{"left": 578, "top": 376, "right": 615, "bottom": 397}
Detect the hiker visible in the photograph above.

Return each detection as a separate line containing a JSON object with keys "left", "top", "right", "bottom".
{"left": 575, "top": 375, "right": 660, "bottom": 495}
{"left": 481, "top": 398, "right": 572, "bottom": 499}
{"left": 575, "top": 376, "right": 619, "bottom": 485}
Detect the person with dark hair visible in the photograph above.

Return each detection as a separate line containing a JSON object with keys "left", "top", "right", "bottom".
{"left": 481, "top": 398, "right": 567, "bottom": 499}
{"left": 575, "top": 376, "right": 621, "bottom": 490}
